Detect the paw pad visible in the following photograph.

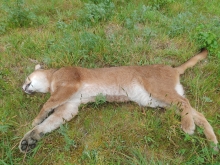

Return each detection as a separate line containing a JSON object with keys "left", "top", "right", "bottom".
{"left": 20, "top": 138, "right": 38, "bottom": 152}
{"left": 19, "top": 130, "right": 42, "bottom": 153}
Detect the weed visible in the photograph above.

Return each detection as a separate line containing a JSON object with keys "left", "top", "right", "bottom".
{"left": 144, "top": 136, "right": 156, "bottom": 148}
{"left": 127, "top": 149, "right": 148, "bottom": 165}
{"left": 124, "top": 5, "right": 150, "bottom": 29}
{"left": 0, "top": 137, "right": 14, "bottom": 165}
{"left": 80, "top": 146, "right": 99, "bottom": 164}
{"left": 185, "top": 145, "right": 219, "bottom": 165}
{"left": 122, "top": 4, "right": 169, "bottom": 30}
{"left": 202, "top": 96, "right": 213, "bottom": 103}
{"left": 58, "top": 124, "right": 77, "bottom": 151}
{"left": 0, "top": 23, "right": 6, "bottom": 35}
{"left": 95, "top": 93, "right": 106, "bottom": 106}
{"left": 168, "top": 11, "right": 193, "bottom": 37}
{"left": 195, "top": 25, "right": 219, "bottom": 56}
{"left": 78, "top": 0, "right": 115, "bottom": 26}
{"left": 56, "top": 20, "right": 68, "bottom": 31}
{"left": 79, "top": 32, "right": 101, "bottom": 53}
{"left": 149, "top": 0, "right": 175, "bottom": 10}
{"left": 1, "top": 0, "right": 39, "bottom": 29}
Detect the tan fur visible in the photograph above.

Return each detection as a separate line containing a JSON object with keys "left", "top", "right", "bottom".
{"left": 19, "top": 49, "right": 218, "bottom": 153}
{"left": 175, "top": 49, "right": 208, "bottom": 74}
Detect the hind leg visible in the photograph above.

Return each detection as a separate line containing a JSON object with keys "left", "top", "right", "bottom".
{"left": 192, "top": 108, "right": 218, "bottom": 150}
{"left": 19, "top": 102, "right": 78, "bottom": 153}
{"left": 150, "top": 90, "right": 195, "bottom": 135}
{"left": 154, "top": 90, "right": 219, "bottom": 148}
{"left": 168, "top": 94, "right": 195, "bottom": 135}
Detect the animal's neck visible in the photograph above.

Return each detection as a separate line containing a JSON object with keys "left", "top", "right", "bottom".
{"left": 45, "top": 69, "right": 57, "bottom": 93}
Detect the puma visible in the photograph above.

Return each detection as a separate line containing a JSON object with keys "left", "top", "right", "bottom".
{"left": 19, "top": 49, "right": 218, "bottom": 153}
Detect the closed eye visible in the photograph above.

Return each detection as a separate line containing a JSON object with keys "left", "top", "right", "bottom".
{"left": 25, "top": 82, "right": 31, "bottom": 91}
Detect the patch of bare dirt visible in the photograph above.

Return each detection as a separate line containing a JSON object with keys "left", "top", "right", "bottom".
{"left": 104, "top": 23, "right": 122, "bottom": 38}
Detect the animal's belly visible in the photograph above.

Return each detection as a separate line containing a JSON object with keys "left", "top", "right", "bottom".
{"left": 127, "top": 84, "right": 167, "bottom": 107}
{"left": 74, "top": 81, "right": 185, "bottom": 107}
{"left": 77, "top": 83, "right": 167, "bottom": 107}
{"left": 77, "top": 83, "right": 128, "bottom": 104}
{"left": 127, "top": 82, "right": 184, "bottom": 107}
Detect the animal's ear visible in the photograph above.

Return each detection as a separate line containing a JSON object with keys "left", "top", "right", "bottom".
{"left": 35, "top": 64, "right": 42, "bottom": 70}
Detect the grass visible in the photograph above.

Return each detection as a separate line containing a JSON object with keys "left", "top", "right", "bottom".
{"left": 0, "top": 0, "right": 220, "bottom": 164}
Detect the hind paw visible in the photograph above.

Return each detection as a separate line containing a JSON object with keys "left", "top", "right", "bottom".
{"left": 181, "top": 115, "right": 195, "bottom": 135}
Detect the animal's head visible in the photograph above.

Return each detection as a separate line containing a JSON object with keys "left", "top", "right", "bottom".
{"left": 22, "top": 64, "right": 50, "bottom": 94}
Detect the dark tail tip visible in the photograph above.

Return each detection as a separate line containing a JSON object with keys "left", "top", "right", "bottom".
{"left": 200, "top": 48, "right": 208, "bottom": 52}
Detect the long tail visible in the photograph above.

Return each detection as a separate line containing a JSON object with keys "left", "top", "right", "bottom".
{"left": 175, "top": 49, "right": 208, "bottom": 74}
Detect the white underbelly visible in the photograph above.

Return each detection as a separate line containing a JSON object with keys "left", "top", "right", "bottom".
{"left": 128, "top": 82, "right": 184, "bottom": 107}
{"left": 127, "top": 83, "right": 167, "bottom": 107}
{"left": 75, "top": 83, "right": 127, "bottom": 103}
{"left": 72, "top": 82, "right": 184, "bottom": 108}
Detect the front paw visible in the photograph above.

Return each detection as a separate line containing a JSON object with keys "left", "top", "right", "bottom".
{"left": 19, "top": 128, "right": 44, "bottom": 153}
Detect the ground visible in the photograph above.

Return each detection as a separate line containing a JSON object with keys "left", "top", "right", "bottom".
{"left": 0, "top": 0, "right": 220, "bottom": 164}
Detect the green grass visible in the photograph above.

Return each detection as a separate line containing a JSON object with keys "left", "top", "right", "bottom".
{"left": 1, "top": 0, "right": 220, "bottom": 164}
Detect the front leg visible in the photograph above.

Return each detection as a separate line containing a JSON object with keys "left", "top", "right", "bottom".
{"left": 19, "top": 102, "right": 79, "bottom": 153}
{"left": 32, "top": 86, "right": 79, "bottom": 127}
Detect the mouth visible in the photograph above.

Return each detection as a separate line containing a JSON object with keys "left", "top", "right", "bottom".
{"left": 24, "top": 89, "right": 34, "bottom": 94}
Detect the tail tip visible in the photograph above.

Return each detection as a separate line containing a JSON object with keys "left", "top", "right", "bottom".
{"left": 200, "top": 48, "right": 208, "bottom": 58}
{"left": 200, "top": 48, "right": 208, "bottom": 53}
